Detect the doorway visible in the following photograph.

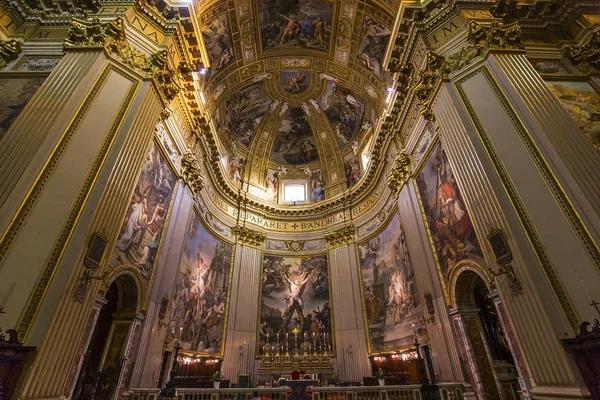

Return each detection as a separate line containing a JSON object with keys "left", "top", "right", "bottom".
{"left": 453, "top": 269, "right": 520, "bottom": 400}
{"left": 73, "top": 274, "right": 139, "bottom": 400}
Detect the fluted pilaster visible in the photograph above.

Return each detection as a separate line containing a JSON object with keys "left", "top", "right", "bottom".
{"left": 221, "top": 244, "right": 263, "bottom": 382}
{"left": 328, "top": 243, "right": 370, "bottom": 382}
{"left": 433, "top": 83, "right": 580, "bottom": 388}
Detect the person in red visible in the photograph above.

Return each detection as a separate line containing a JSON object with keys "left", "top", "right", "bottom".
{"left": 291, "top": 370, "right": 301, "bottom": 380}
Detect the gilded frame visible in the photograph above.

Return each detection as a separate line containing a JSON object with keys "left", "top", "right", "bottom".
{"left": 354, "top": 205, "right": 420, "bottom": 355}
{"left": 255, "top": 251, "right": 337, "bottom": 358}
{"left": 175, "top": 205, "right": 236, "bottom": 359}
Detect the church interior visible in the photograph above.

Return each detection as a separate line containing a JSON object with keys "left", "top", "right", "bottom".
{"left": 1, "top": 0, "right": 600, "bottom": 398}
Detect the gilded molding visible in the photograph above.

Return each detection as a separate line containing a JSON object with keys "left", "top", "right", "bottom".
{"left": 180, "top": 152, "right": 204, "bottom": 195}
{"left": 567, "top": 30, "right": 600, "bottom": 72}
{"left": 65, "top": 18, "right": 180, "bottom": 102}
{"left": 412, "top": 52, "right": 447, "bottom": 120}
{"left": 324, "top": 225, "right": 355, "bottom": 249}
{"left": 387, "top": 152, "right": 411, "bottom": 194}
{"left": 0, "top": 39, "right": 22, "bottom": 69}
{"left": 234, "top": 225, "right": 267, "bottom": 248}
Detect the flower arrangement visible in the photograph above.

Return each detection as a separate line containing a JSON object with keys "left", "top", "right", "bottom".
{"left": 372, "top": 368, "right": 385, "bottom": 379}
{"left": 211, "top": 371, "right": 224, "bottom": 382}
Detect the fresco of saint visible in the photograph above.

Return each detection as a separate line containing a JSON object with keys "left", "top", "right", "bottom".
{"left": 222, "top": 82, "right": 271, "bottom": 147}
{"left": 172, "top": 215, "right": 233, "bottom": 355}
{"left": 357, "top": 17, "right": 391, "bottom": 77}
{"left": 201, "top": 14, "right": 234, "bottom": 73}
{"left": 259, "top": 255, "right": 332, "bottom": 355}
{"left": 359, "top": 213, "right": 421, "bottom": 351}
{"left": 319, "top": 82, "right": 366, "bottom": 148}
{"left": 415, "top": 144, "right": 483, "bottom": 281}
{"left": 110, "top": 143, "right": 176, "bottom": 278}
{"left": 258, "top": 0, "right": 333, "bottom": 51}
{"left": 271, "top": 108, "right": 318, "bottom": 165}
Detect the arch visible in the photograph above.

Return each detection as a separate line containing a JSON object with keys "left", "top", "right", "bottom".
{"left": 448, "top": 259, "right": 494, "bottom": 310}
{"left": 103, "top": 265, "right": 144, "bottom": 314}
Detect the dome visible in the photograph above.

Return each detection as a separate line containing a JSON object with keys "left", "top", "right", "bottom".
{"left": 191, "top": 0, "right": 398, "bottom": 209}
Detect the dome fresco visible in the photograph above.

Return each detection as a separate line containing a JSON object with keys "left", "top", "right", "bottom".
{"left": 198, "top": 0, "right": 396, "bottom": 205}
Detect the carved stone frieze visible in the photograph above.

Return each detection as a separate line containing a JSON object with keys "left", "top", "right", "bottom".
{"left": 0, "top": 39, "right": 22, "bottom": 69}
{"left": 285, "top": 240, "right": 305, "bottom": 252}
{"left": 567, "top": 30, "right": 600, "bottom": 72}
{"left": 324, "top": 225, "right": 355, "bottom": 249}
{"left": 180, "top": 152, "right": 204, "bottom": 194}
{"left": 387, "top": 153, "right": 411, "bottom": 193}
{"left": 235, "top": 225, "right": 267, "bottom": 248}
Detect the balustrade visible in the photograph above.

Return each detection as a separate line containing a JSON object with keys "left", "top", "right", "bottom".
{"left": 129, "top": 384, "right": 466, "bottom": 400}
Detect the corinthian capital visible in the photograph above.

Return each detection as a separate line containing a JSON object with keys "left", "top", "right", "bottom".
{"left": 324, "top": 225, "right": 355, "bottom": 249}
{"left": 235, "top": 226, "right": 267, "bottom": 248}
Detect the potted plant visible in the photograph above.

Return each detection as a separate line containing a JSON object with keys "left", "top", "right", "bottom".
{"left": 211, "top": 371, "right": 224, "bottom": 389}
{"left": 373, "top": 368, "right": 385, "bottom": 386}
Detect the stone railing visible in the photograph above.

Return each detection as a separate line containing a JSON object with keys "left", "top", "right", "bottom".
{"left": 128, "top": 384, "right": 466, "bottom": 400}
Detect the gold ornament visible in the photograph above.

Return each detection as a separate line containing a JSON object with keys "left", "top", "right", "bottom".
{"left": 180, "top": 152, "right": 204, "bottom": 194}
{"left": 324, "top": 225, "right": 355, "bottom": 249}
{"left": 0, "top": 39, "right": 22, "bottom": 69}
{"left": 235, "top": 225, "right": 267, "bottom": 248}
{"left": 387, "top": 153, "right": 411, "bottom": 193}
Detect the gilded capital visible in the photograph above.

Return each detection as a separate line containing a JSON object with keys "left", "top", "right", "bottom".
{"left": 181, "top": 152, "right": 204, "bottom": 194}
{"left": 235, "top": 225, "right": 267, "bottom": 248}
{"left": 0, "top": 39, "right": 22, "bottom": 68}
{"left": 567, "top": 31, "right": 600, "bottom": 72}
{"left": 468, "top": 21, "right": 524, "bottom": 51}
{"left": 387, "top": 153, "right": 411, "bottom": 193}
{"left": 324, "top": 225, "right": 355, "bottom": 249}
{"left": 150, "top": 50, "right": 181, "bottom": 102}
{"left": 65, "top": 17, "right": 125, "bottom": 48}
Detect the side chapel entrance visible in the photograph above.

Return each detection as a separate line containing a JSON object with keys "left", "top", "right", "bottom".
{"left": 451, "top": 267, "right": 521, "bottom": 400}
{"left": 72, "top": 273, "right": 140, "bottom": 400}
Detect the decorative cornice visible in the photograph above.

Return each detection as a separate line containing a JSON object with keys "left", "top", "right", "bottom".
{"left": 235, "top": 225, "right": 267, "bottom": 248}
{"left": 411, "top": 51, "right": 447, "bottom": 121}
{"left": 324, "top": 225, "right": 355, "bottom": 249}
{"left": 567, "top": 30, "right": 600, "bottom": 72}
{"left": 0, "top": 39, "right": 22, "bottom": 69}
{"left": 387, "top": 153, "right": 411, "bottom": 194}
{"left": 180, "top": 152, "right": 204, "bottom": 195}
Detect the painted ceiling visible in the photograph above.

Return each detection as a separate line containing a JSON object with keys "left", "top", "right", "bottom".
{"left": 196, "top": 0, "right": 398, "bottom": 201}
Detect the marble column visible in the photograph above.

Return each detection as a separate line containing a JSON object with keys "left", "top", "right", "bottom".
{"left": 221, "top": 230, "right": 265, "bottom": 383}
{"left": 326, "top": 228, "right": 371, "bottom": 383}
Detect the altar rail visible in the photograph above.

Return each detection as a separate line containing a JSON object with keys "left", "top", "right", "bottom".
{"left": 128, "top": 384, "right": 465, "bottom": 400}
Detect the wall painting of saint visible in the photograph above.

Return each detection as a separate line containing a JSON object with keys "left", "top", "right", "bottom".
{"left": 258, "top": 255, "right": 333, "bottom": 356}
{"left": 359, "top": 212, "right": 422, "bottom": 352}
{"left": 172, "top": 213, "right": 233, "bottom": 355}
{"left": 415, "top": 143, "right": 483, "bottom": 292}
{"left": 110, "top": 142, "right": 177, "bottom": 279}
